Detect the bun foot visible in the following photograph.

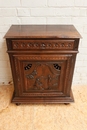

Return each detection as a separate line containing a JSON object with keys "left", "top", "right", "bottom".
{"left": 64, "top": 103, "right": 70, "bottom": 105}
{"left": 16, "top": 103, "right": 21, "bottom": 106}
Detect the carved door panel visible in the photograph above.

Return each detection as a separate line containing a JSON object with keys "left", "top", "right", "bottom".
{"left": 23, "top": 62, "right": 61, "bottom": 91}
{"left": 13, "top": 54, "right": 73, "bottom": 97}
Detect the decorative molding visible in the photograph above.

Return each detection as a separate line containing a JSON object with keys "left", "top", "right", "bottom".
{"left": 15, "top": 55, "right": 67, "bottom": 61}
{"left": 22, "top": 92, "right": 63, "bottom": 96}
{"left": 12, "top": 40, "right": 74, "bottom": 50}
{"left": 65, "top": 57, "right": 71, "bottom": 88}
{"left": 14, "top": 58, "right": 20, "bottom": 83}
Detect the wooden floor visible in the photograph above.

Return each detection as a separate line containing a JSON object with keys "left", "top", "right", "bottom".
{"left": 0, "top": 85, "right": 87, "bottom": 130}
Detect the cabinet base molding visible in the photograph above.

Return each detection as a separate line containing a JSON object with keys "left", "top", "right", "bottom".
{"left": 12, "top": 90, "right": 74, "bottom": 104}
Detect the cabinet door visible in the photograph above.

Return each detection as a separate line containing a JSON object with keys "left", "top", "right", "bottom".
{"left": 11, "top": 54, "right": 73, "bottom": 98}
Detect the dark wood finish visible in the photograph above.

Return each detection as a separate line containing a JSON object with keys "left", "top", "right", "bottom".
{"left": 4, "top": 25, "right": 81, "bottom": 104}
{"left": 4, "top": 25, "right": 81, "bottom": 39}
{"left": 12, "top": 40, "right": 75, "bottom": 50}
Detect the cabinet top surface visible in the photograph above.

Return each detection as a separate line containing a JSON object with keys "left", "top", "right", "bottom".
{"left": 4, "top": 25, "right": 81, "bottom": 39}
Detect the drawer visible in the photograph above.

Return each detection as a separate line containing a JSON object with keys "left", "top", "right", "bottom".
{"left": 12, "top": 40, "right": 75, "bottom": 50}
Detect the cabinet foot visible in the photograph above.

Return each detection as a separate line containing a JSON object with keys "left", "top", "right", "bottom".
{"left": 16, "top": 103, "right": 21, "bottom": 106}
{"left": 64, "top": 103, "right": 70, "bottom": 105}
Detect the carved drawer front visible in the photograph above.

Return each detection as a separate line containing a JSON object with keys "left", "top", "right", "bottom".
{"left": 13, "top": 54, "right": 73, "bottom": 97}
{"left": 12, "top": 40, "right": 75, "bottom": 50}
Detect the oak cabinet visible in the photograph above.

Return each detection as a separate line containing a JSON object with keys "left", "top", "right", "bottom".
{"left": 4, "top": 25, "right": 81, "bottom": 104}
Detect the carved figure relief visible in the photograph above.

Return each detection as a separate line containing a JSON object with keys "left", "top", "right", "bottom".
{"left": 24, "top": 62, "right": 61, "bottom": 91}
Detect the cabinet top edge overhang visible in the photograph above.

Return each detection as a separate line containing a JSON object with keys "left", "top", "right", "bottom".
{"left": 4, "top": 25, "right": 82, "bottom": 39}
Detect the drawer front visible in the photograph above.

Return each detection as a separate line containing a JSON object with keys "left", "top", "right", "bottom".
{"left": 12, "top": 40, "right": 75, "bottom": 50}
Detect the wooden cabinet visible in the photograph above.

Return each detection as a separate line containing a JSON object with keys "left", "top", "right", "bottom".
{"left": 4, "top": 25, "right": 81, "bottom": 104}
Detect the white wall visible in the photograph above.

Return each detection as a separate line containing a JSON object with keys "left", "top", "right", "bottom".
{"left": 0, "top": 0, "right": 87, "bottom": 86}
